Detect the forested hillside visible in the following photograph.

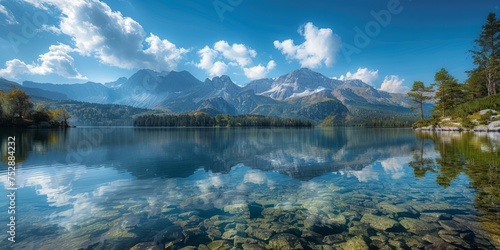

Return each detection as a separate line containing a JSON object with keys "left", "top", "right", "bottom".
{"left": 134, "top": 113, "right": 314, "bottom": 127}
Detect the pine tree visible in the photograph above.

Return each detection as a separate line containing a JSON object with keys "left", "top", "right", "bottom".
{"left": 433, "top": 68, "right": 464, "bottom": 117}
{"left": 408, "top": 81, "right": 433, "bottom": 120}
{"left": 464, "top": 69, "right": 488, "bottom": 100}
{"left": 470, "top": 13, "right": 500, "bottom": 96}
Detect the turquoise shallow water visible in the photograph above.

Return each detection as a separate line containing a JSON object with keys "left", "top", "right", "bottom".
{"left": 0, "top": 127, "right": 498, "bottom": 249}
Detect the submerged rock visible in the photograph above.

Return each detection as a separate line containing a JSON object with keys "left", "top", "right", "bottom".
{"left": 348, "top": 222, "right": 376, "bottom": 237}
{"left": 410, "top": 203, "right": 464, "bottom": 214}
{"left": 183, "top": 228, "right": 210, "bottom": 245}
{"left": 233, "top": 236, "right": 259, "bottom": 247}
{"left": 422, "top": 234, "right": 443, "bottom": 244}
{"left": 419, "top": 213, "right": 449, "bottom": 223}
{"left": 241, "top": 243, "right": 266, "bottom": 250}
{"left": 207, "top": 240, "right": 231, "bottom": 250}
{"left": 323, "top": 234, "right": 348, "bottom": 245}
{"left": 129, "top": 242, "right": 162, "bottom": 250}
{"left": 153, "top": 225, "right": 183, "bottom": 245}
{"left": 221, "top": 228, "right": 245, "bottom": 240}
{"left": 439, "top": 234, "right": 471, "bottom": 249}
{"left": 400, "top": 217, "right": 438, "bottom": 234}
{"left": 360, "top": 214, "right": 399, "bottom": 231}
{"left": 339, "top": 235, "right": 369, "bottom": 250}
{"left": 327, "top": 214, "right": 347, "bottom": 225}
{"left": 376, "top": 201, "right": 415, "bottom": 218}
{"left": 268, "top": 233, "right": 304, "bottom": 250}
{"left": 224, "top": 204, "right": 249, "bottom": 214}
{"left": 120, "top": 214, "right": 143, "bottom": 230}
{"left": 404, "top": 236, "right": 426, "bottom": 249}
{"left": 438, "top": 220, "right": 469, "bottom": 233}
{"left": 305, "top": 215, "right": 346, "bottom": 235}
{"left": 245, "top": 227, "right": 274, "bottom": 241}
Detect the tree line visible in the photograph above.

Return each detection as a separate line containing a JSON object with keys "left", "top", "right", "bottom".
{"left": 408, "top": 12, "right": 500, "bottom": 123}
{"left": 0, "top": 88, "right": 70, "bottom": 127}
{"left": 134, "top": 113, "right": 314, "bottom": 127}
{"left": 55, "top": 100, "right": 149, "bottom": 126}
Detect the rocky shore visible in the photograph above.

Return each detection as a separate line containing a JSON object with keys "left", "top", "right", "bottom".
{"left": 415, "top": 109, "right": 500, "bottom": 132}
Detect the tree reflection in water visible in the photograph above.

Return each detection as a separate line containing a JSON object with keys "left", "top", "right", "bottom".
{"left": 415, "top": 131, "right": 500, "bottom": 238}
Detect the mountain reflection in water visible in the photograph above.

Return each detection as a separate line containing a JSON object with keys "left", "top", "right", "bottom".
{"left": 0, "top": 127, "right": 498, "bottom": 249}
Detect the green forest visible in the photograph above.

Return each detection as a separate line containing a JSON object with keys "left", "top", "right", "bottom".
{"left": 49, "top": 100, "right": 150, "bottom": 126}
{"left": 134, "top": 112, "right": 314, "bottom": 127}
{"left": 408, "top": 13, "right": 500, "bottom": 126}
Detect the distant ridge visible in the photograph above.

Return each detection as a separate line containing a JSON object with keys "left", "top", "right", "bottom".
{"left": 6, "top": 68, "right": 422, "bottom": 124}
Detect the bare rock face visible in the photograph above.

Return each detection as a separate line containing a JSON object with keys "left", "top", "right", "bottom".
{"left": 479, "top": 109, "right": 497, "bottom": 115}
{"left": 473, "top": 125, "right": 489, "bottom": 132}
{"left": 488, "top": 121, "right": 500, "bottom": 131}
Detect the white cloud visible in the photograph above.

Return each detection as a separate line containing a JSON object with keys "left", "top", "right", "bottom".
{"left": 274, "top": 22, "right": 341, "bottom": 68}
{"left": 0, "top": 43, "right": 86, "bottom": 79}
{"left": 195, "top": 45, "right": 228, "bottom": 77}
{"left": 210, "top": 61, "right": 229, "bottom": 77}
{"left": 336, "top": 68, "right": 379, "bottom": 85}
{"left": 243, "top": 171, "right": 267, "bottom": 185}
{"left": 196, "top": 41, "right": 274, "bottom": 79}
{"left": 379, "top": 157, "right": 408, "bottom": 180}
{"left": 337, "top": 165, "right": 379, "bottom": 183}
{"left": 23, "top": 0, "right": 188, "bottom": 72}
{"left": 144, "top": 33, "right": 189, "bottom": 71}
{"left": 214, "top": 41, "right": 256, "bottom": 67}
{"left": 0, "top": 3, "right": 17, "bottom": 24}
{"left": 379, "top": 75, "right": 409, "bottom": 93}
{"left": 243, "top": 60, "right": 276, "bottom": 80}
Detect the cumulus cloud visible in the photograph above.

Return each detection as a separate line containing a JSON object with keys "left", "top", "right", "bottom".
{"left": 379, "top": 157, "right": 408, "bottom": 180}
{"left": 214, "top": 41, "right": 256, "bottom": 67}
{"left": 22, "top": 0, "right": 188, "bottom": 72}
{"left": 0, "top": 3, "right": 17, "bottom": 24}
{"left": 379, "top": 75, "right": 409, "bottom": 93}
{"left": 196, "top": 40, "right": 275, "bottom": 79}
{"left": 196, "top": 46, "right": 228, "bottom": 77}
{"left": 0, "top": 43, "right": 86, "bottom": 79}
{"left": 274, "top": 22, "right": 341, "bottom": 68}
{"left": 243, "top": 60, "right": 276, "bottom": 80}
{"left": 335, "top": 68, "right": 379, "bottom": 85}
{"left": 336, "top": 165, "right": 379, "bottom": 183}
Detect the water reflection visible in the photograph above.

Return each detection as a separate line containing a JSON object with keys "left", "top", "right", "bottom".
{"left": 415, "top": 131, "right": 500, "bottom": 241}
{"left": 0, "top": 128, "right": 498, "bottom": 249}
{"left": 1, "top": 128, "right": 418, "bottom": 179}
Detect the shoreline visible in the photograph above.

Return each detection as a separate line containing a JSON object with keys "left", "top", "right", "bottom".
{"left": 415, "top": 125, "right": 500, "bottom": 133}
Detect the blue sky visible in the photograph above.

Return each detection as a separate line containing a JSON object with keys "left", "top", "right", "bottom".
{"left": 0, "top": 0, "right": 497, "bottom": 93}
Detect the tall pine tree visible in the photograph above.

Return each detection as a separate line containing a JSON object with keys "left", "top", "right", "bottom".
{"left": 470, "top": 13, "right": 500, "bottom": 96}
{"left": 408, "top": 81, "right": 433, "bottom": 120}
{"left": 433, "top": 68, "right": 464, "bottom": 117}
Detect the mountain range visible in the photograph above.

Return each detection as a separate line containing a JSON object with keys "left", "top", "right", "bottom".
{"left": 3, "top": 68, "right": 423, "bottom": 124}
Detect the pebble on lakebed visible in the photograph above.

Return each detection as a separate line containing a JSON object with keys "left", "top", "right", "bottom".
{"left": 121, "top": 191, "right": 498, "bottom": 250}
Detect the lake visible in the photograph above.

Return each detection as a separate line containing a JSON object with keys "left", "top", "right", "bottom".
{"left": 0, "top": 127, "right": 499, "bottom": 249}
